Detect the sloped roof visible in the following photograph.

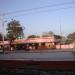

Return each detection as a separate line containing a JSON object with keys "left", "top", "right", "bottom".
{"left": 0, "top": 36, "right": 60, "bottom": 45}
{"left": 14, "top": 37, "right": 55, "bottom": 44}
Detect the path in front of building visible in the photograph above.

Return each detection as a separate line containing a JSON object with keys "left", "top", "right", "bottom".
{"left": 0, "top": 49, "right": 75, "bottom": 61}
{"left": 7, "top": 48, "right": 75, "bottom": 53}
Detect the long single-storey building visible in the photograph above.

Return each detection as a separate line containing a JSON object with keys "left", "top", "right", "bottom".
{"left": 0, "top": 35, "right": 74, "bottom": 51}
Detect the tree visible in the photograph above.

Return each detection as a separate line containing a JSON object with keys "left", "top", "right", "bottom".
{"left": 27, "top": 35, "right": 40, "bottom": 38}
{"left": 6, "top": 20, "right": 24, "bottom": 49}
{"left": 66, "top": 32, "right": 75, "bottom": 44}
{"left": 4, "top": 35, "right": 9, "bottom": 41}
{"left": 42, "top": 31, "right": 54, "bottom": 37}
{"left": 48, "top": 31, "right": 54, "bottom": 35}
{"left": 0, "top": 33, "right": 8, "bottom": 41}
{"left": 60, "top": 36, "right": 66, "bottom": 44}
{"left": 0, "top": 33, "right": 3, "bottom": 41}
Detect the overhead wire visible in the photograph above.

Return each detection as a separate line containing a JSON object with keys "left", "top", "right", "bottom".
{"left": 4, "top": 6, "right": 75, "bottom": 19}
{"left": 3, "top": 1, "right": 75, "bottom": 16}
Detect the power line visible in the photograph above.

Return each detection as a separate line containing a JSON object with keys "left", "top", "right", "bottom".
{"left": 5, "top": 5, "right": 75, "bottom": 18}
{"left": 2, "top": 1, "right": 75, "bottom": 16}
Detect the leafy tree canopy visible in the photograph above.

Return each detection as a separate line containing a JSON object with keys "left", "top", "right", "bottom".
{"left": 66, "top": 32, "right": 75, "bottom": 44}
{"left": 27, "top": 35, "right": 40, "bottom": 38}
{"left": 6, "top": 19, "right": 24, "bottom": 41}
{"left": 42, "top": 31, "right": 54, "bottom": 37}
{"left": 0, "top": 33, "right": 3, "bottom": 41}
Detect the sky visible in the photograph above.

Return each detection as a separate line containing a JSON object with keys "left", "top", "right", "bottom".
{"left": 0, "top": 0, "right": 75, "bottom": 37}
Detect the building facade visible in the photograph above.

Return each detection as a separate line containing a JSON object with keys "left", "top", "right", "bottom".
{"left": 0, "top": 35, "right": 61, "bottom": 51}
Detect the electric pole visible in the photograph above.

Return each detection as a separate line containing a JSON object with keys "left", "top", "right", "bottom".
{"left": 59, "top": 16, "right": 62, "bottom": 49}
{"left": 0, "top": 13, "right": 6, "bottom": 53}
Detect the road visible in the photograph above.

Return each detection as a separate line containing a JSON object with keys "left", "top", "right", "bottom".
{"left": 0, "top": 49, "right": 75, "bottom": 61}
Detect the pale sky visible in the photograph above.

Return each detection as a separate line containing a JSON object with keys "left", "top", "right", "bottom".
{"left": 0, "top": 0, "right": 75, "bottom": 37}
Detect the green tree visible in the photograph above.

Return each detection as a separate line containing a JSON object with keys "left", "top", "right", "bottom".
{"left": 60, "top": 36, "right": 66, "bottom": 44}
{"left": 27, "top": 35, "right": 40, "bottom": 38}
{"left": 6, "top": 20, "right": 24, "bottom": 49}
{"left": 0, "top": 33, "right": 8, "bottom": 41}
{"left": 0, "top": 33, "right": 3, "bottom": 41}
{"left": 42, "top": 31, "right": 54, "bottom": 37}
{"left": 66, "top": 32, "right": 75, "bottom": 44}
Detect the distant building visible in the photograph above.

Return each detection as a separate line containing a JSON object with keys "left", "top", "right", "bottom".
{"left": 0, "top": 35, "right": 62, "bottom": 50}
{"left": 13, "top": 35, "right": 61, "bottom": 50}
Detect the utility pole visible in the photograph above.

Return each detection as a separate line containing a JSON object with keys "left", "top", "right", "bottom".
{"left": 0, "top": 13, "right": 6, "bottom": 53}
{"left": 2, "top": 21, "right": 5, "bottom": 53}
{"left": 59, "top": 16, "right": 62, "bottom": 49}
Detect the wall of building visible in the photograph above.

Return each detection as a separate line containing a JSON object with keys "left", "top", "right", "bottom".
{"left": 56, "top": 44, "right": 74, "bottom": 49}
